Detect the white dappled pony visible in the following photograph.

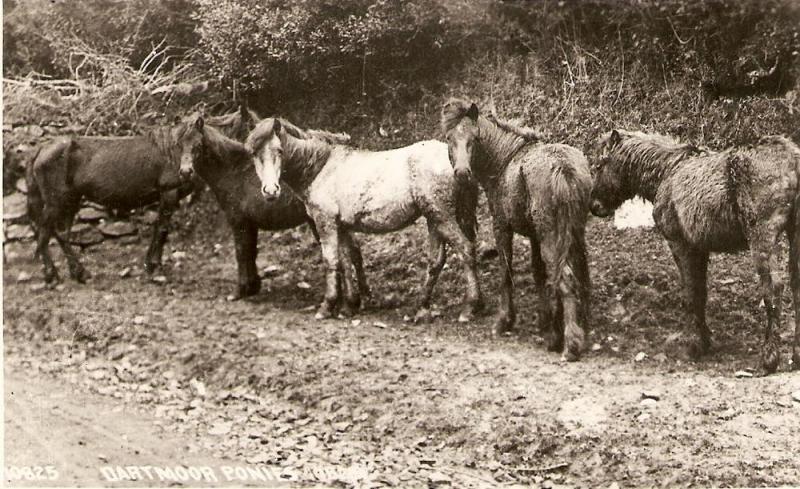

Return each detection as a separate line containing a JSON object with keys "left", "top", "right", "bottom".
{"left": 245, "top": 117, "right": 484, "bottom": 321}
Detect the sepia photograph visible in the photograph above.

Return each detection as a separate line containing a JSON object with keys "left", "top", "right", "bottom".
{"left": 2, "top": 0, "right": 800, "bottom": 487}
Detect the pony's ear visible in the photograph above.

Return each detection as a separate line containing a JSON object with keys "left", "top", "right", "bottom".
{"left": 194, "top": 116, "right": 204, "bottom": 131}
{"left": 466, "top": 103, "right": 479, "bottom": 121}
{"left": 273, "top": 119, "right": 282, "bottom": 134}
{"left": 609, "top": 129, "right": 621, "bottom": 148}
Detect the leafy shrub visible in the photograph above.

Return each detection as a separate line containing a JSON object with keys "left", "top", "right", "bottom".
{"left": 193, "top": 0, "right": 462, "bottom": 103}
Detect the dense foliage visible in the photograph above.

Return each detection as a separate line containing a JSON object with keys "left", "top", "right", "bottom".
{"left": 193, "top": 0, "right": 463, "bottom": 104}
{"left": 3, "top": 0, "right": 798, "bottom": 147}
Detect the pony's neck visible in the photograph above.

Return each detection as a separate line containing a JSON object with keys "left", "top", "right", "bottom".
{"left": 282, "top": 135, "right": 333, "bottom": 193}
{"left": 473, "top": 116, "right": 529, "bottom": 187}
{"left": 197, "top": 127, "right": 249, "bottom": 179}
{"left": 617, "top": 139, "right": 692, "bottom": 201}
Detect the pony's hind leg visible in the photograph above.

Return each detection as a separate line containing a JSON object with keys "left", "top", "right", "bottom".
{"left": 529, "top": 237, "right": 552, "bottom": 335}
{"left": 748, "top": 211, "right": 790, "bottom": 373}
{"left": 144, "top": 189, "right": 179, "bottom": 274}
{"left": 540, "top": 232, "right": 583, "bottom": 360}
{"left": 35, "top": 214, "right": 59, "bottom": 284}
{"left": 666, "top": 239, "right": 711, "bottom": 359}
{"left": 789, "top": 212, "right": 800, "bottom": 370}
{"left": 431, "top": 218, "right": 484, "bottom": 323}
{"left": 417, "top": 222, "right": 447, "bottom": 317}
{"left": 338, "top": 231, "right": 362, "bottom": 316}
{"left": 343, "top": 232, "right": 370, "bottom": 301}
{"left": 53, "top": 203, "right": 89, "bottom": 283}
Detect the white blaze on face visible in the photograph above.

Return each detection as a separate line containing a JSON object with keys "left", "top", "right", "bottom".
{"left": 254, "top": 135, "right": 283, "bottom": 200}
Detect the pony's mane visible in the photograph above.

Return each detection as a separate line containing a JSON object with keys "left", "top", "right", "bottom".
{"left": 486, "top": 114, "right": 541, "bottom": 142}
{"left": 145, "top": 117, "right": 196, "bottom": 162}
{"left": 202, "top": 121, "right": 247, "bottom": 158}
{"left": 245, "top": 117, "right": 350, "bottom": 154}
{"left": 441, "top": 98, "right": 540, "bottom": 142}
{"left": 607, "top": 129, "right": 705, "bottom": 168}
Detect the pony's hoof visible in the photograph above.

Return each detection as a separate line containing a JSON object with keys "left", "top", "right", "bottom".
{"left": 359, "top": 285, "right": 372, "bottom": 300}
{"left": 686, "top": 339, "right": 711, "bottom": 360}
{"left": 762, "top": 348, "right": 780, "bottom": 374}
{"left": 548, "top": 336, "right": 564, "bottom": 353}
{"left": 315, "top": 303, "right": 334, "bottom": 320}
{"left": 44, "top": 268, "right": 60, "bottom": 284}
{"left": 560, "top": 350, "right": 580, "bottom": 362}
{"left": 492, "top": 317, "right": 515, "bottom": 337}
{"left": 70, "top": 265, "right": 90, "bottom": 283}
{"left": 236, "top": 281, "right": 261, "bottom": 299}
{"left": 458, "top": 310, "right": 474, "bottom": 323}
{"left": 791, "top": 352, "right": 800, "bottom": 371}
{"left": 414, "top": 308, "right": 432, "bottom": 323}
{"left": 341, "top": 301, "right": 359, "bottom": 318}
{"left": 143, "top": 262, "right": 161, "bottom": 275}
{"left": 75, "top": 269, "right": 90, "bottom": 283}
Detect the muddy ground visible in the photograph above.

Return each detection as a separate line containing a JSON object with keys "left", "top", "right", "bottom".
{"left": 3, "top": 198, "right": 800, "bottom": 488}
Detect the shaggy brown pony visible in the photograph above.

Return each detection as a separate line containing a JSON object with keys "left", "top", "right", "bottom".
{"left": 590, "top": 129, "right": 800, "bottom": 372}
{"left": 442, "top": 99, "right": 592, "bottom": 361}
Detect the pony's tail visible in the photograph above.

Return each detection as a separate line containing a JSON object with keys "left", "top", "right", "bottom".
{"left": 454, "top": 179, "right": 479, "bottom": 242}
{"left": 546, "top": 160, "right": 592, "bottom": 360}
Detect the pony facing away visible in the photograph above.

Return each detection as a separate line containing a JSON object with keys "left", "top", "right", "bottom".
{"left": 244, "top": 117, "right": 484, "bottom": 321}
{"left": 442, "top": 99, "right": 592, "bottom": 361}
{"left": 26, "top": 109, "right": 249, "bottom": 283}
{"left": 185, "top": 114, "right": 368, "bottom": 300}
{"left": 590, "top": 130, "right": 800, "bottom": 373}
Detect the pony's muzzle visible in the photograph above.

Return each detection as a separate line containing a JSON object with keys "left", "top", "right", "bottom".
{"left": 261, "top": 184, "right": 280, "bottom": 201}
{"left": 179, "top": 166, "right": 194, "bottom": 180}
{"left": 454, "top": 167, "right": 473, "bottom": 181}
{"left": 590, "top": 199, "right": 610, "bottom": 217}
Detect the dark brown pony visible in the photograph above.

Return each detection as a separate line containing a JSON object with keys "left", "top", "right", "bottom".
{"left": 442, "top": 99, "right": 592, "bottom": 361}
{"left": 26, "top": 106, "right": 258, "bottom": 284}
{"left": 186, "top": 113, "right": 369, "bottom": 300}
{"left": 590, "top": 130, "right": 800, "bottom": 372}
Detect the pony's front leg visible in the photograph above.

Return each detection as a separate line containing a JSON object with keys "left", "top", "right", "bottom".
{"left": 492, "top": 222, "right": 515, "bottom": 335}
{"left": 232, "top": 222, "right": 260, "bottom": 299}
{"left": 314, "top": 221, "right": 342, "bottom": 320}
{"left": 433, "top": 219, "right": 484, "bottom": 322}
{"left": 667, "top": 239, "right": 711, "bottom": 359}
{"left": 144, "top": 189, "right": 178, "bottom": 274}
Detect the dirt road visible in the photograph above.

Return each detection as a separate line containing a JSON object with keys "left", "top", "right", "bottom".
{"left": 4, "top": 216, "right": 800, "bottom": 487}
{"left": 5, "top": 368, "right": 294, "bottom": 487}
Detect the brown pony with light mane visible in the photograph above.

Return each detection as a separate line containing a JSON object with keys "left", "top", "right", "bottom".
{"left": 590, "top": 129, "right": 800, "bottom": 373}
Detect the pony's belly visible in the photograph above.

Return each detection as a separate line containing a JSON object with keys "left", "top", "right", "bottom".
{"left": 340, "top": 200, "right": 420, "bottom": 233}
{"left": 675, "top": 209, "right": 748, "bottom": 252}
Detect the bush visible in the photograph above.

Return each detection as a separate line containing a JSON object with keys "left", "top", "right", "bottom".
{"left": 3, "top": 0, "right": 198, "bottom": 77}
{"left": 194, "top": 0, "right": 463, "bottom": 103}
